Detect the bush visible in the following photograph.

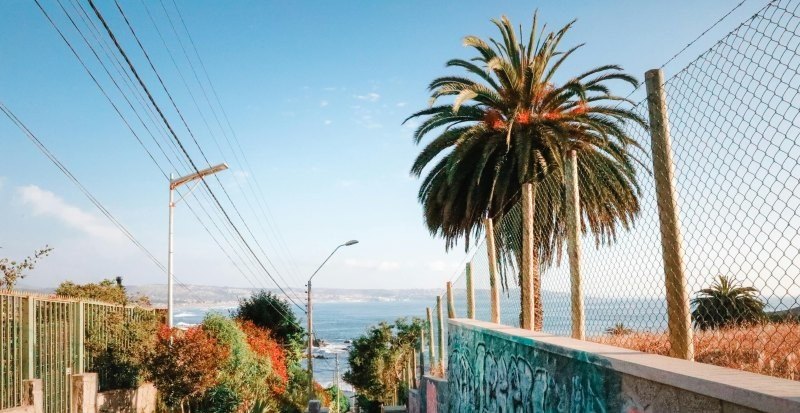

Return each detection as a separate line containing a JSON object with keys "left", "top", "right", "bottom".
{"left": 85, "top": 308, "right": 158, "bottom": 391}
{"left": 143, "top": 326, "right": 229, "bottom": 409}
{"left": 233, "top": 291, "right": 305, "bottom": 363}
{"left": 198, "top": 385, "right": 241, "bottom": 413}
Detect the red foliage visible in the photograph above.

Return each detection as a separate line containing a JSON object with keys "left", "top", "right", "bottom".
{"left": 515, "top": 109, "right": 532, "bottom": 125}
{"left": 145, "top": 326, "right": 229, "bottom": 405}
{"left": 237, "top": 320, "right": 289, "bottom": 394}
{"left": 571, "top": 100, "right": 588, "bottom": 115}
{"left": 483, "top": 109, "right": 507, "bottom": 130}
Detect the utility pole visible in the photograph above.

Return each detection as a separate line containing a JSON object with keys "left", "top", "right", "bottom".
{"left": 335, "top": 352, "right": 340, "bottom": 413}
{"left": 307, "top": 281, "right": 314, "bottom": 401}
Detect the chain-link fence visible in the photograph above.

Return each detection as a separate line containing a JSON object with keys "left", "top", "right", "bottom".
{"left": 418, "top": 0, "right": 800, "bottom": 383}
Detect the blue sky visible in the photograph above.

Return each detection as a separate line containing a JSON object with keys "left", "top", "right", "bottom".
{"left": 0, "top": 1, "right": 767, "bottom": 291}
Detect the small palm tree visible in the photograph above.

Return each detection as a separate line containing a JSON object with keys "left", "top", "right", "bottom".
{"left": 605, "top": 323, "right": 633, "bottom": 336}
{"left": 691, "top": 275, "right": 766, "bottom": 330}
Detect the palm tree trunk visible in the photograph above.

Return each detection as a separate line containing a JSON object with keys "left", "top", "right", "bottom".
{"left": 520, "top": 182, "right": 536, "bottom": 330}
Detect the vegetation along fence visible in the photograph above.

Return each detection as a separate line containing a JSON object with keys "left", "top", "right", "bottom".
{"left": 0, "top": 291, "right": 159, "bottom": 413}
{"left": 418, "top": 0, "right": 800, "bottom": 383}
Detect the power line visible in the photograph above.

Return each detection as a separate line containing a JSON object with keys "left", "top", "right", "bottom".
{"left": 33, "top": 0, "right": 305, "bottom": 323}
{"left": 85, "top": 0, "right": 305, "bottom": 313}
{"left": 0, "top": 100, "right": 193, "bottom": 293}
{"left": 153, "top": 0, "right": 310, "bottom": 294}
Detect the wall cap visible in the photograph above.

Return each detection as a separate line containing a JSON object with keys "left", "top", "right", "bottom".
{"left": 449, "top": 318, "right": 800, "bottom": 413}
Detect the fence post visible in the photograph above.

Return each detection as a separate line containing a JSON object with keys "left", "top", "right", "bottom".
{"left": 425, "top": 307, "right": 435, "bottom": 373}
{"left": 645, "top": 68, "right": 694, "bottom": 361}
{"left": 436, "top": 296, "right": 445, "bottom": 372}
{"left": 466, "top": 262, "right": 475, "bottom": 319}
{"left": 565, "top": 150, "right": 585, "bottom": 340}
{"left": 75, "top": 301, "right": 85, "bottom": 374}
{"left": 412, "top": 349, "right": 418, "bottom": 388}
{"left": 446, "top": 282, "right": 456, "bottom": 319}
{"left": 521, "top": 182, "right": 535, "bottom": 330}
{"left": 484, "top": 218, "right": 501, "bottom": 323}
{"left": 21, "top": 296, "right": 35, "bottom": 379}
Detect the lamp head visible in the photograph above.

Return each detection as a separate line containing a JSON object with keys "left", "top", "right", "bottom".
{"left": 344, "top": 240, "right": 359, "bottom": 246}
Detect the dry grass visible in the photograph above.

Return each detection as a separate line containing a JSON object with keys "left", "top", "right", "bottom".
{"left": 591, "top": 322, "right": 800, "bottom": 381}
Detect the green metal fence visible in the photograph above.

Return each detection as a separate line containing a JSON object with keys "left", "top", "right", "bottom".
{"left": 0, "top": 291, "right": 159, "bottom": 412}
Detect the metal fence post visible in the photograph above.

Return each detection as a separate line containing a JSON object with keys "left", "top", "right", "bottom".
{"left": 435, "top": 296, "right": 445, "bottom": 372}
{"left": 425, "top": 308, "right": 435, "bottom": 373}
{"left": 565, "top": 150, "right": 585, "bottom": 340}
{"left": 20, "top": 296, "right": 35, "bottom": 380}
{"left": 645, "top": 68, "right": 694, "bottom": 361}
{"left": 75, "top": 301, "right": 85, "bottom": 374}
{"left": 446, "top": 282, "right": 456, "bottom": 319}
{"left": 465, "top": 262, "right": 475, "bottom": 319}
{"left": 484, "top": 218, "right": 501, "bottom": 323}
{"left": 521, "top": 182, "right": 535, "bottom": 330}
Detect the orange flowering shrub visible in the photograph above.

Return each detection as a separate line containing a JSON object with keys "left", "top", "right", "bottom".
{"left": 143, "top": 326, "right": 229, "bottom": 407}
{"left": 237, "top": 320, "right": 289, "bottom": 394}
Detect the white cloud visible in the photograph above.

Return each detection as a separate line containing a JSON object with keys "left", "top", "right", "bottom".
{"left": 320, "top": 100, "right": 329, "bottom": 107}
{"left": 324, "top": 120, "right": 332, "bottom": 125}
{"left": 427, "top": 260, "right": 460, "bottom": 273}
{"left": 343, "top": 259, "right": 400, "bottom": 272}
{"left": 357, "top": 114, "right": 382, "bottom": 129}
{"left": 355, "top": 93, "right": 380, "bottom": 102}
{"left": 16, "top": 185, "right": 123, "bottom": 242}
{"left": 396, "top": 102, "right": 407, "bottom": 107}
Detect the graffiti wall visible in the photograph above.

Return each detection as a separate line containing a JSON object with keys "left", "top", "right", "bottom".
{"left": 448, "top": 322, "right": 624, "bottom": 412}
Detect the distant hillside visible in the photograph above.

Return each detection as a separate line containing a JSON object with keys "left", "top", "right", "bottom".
{"left": 18, "top": 283, "right": 442, "bottom": 308}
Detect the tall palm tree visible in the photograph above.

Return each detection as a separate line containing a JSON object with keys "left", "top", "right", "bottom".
{"left": 407, "top": 14, "right": 646, "bottom": 329}
{"left": 691, "top": 275, "right": 766, "bottom": 330}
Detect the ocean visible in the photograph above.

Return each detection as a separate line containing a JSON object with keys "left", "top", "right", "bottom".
{"left": 174, "top": 293, "right": 798, "bottom": 391}
{"left": 173, "top": 298, "right": 434, "bottom": 390}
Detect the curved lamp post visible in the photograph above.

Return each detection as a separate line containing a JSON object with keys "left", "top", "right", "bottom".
{"left": 307, "top": 239, "right": 358, "bottom": 402}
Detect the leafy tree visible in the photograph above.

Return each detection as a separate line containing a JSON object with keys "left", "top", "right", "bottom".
{"left": 201, "top": 313, "right": 278, "bottom": 412}
{"left": 0, "top": 246, "right": 52, "bottom": 289}
{"left": 326, "top": 384, "right": 350, "bottom": 413}
{"left": 86, "top": 308, "right": 159, "bottom": 391}
{"left": 56, "top": 278, "right": 127, "bottom": 304}
{"left": 143, "top": 326, "right": 229, "bottom": 411}
{"left": 344, "top": 318, "right": 423, "bottom": 411}
{"left": 406, "top": 14, "right": 644, "bottom": 329}
{"left": 233, "top": 290, "right": 305, "bottom": 363}
{"left": 691, "top": 275, "right": 766, "bottom": 330}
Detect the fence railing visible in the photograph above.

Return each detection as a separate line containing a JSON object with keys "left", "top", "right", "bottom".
{"left": 416, "top": 0, "right": 800, "bottom": 385}
{"left": 0, "top": 290, "right": 160, "bottom": 412}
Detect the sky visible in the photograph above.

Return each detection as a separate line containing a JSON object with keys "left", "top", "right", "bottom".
{"left": 0, "top": 0, "right": 770, "bottom": 293}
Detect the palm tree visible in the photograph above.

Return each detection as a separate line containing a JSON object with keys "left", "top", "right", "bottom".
{"left": 407, "top": 14, "right": 646, "bottom": 329}
{"left": 691, "top": 275, "right": 766, "bottom": 330}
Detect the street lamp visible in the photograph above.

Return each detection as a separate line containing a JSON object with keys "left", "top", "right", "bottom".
{"left": 307, "top": 239, "right": 358, "bottom": 402}
{"left": 167, "top": 163, "right": 228, "bottom": 328}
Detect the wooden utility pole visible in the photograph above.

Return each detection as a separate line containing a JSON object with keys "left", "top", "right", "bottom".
{"left": 436, "top": 296, "right": 445, "bottom": 372}
{"left": 466, "top": 262, "right": 475, "bottom": 319}
{"left": 484, "top": 218, "right": 501, "bottom": 323}
{"left": 645, "top": 68, "right": 694, "bottom": 360}
{"left": 446, "top": 282, "right": 456, "bottom": 318}
{"left": 565, "top": 150, "right": 585, "bottom": 340}
{"left": 520, "top": 182, "right": 536, "bottom": 330}
{"left": 426, "top": 308, "right": 435, "bottom": 372}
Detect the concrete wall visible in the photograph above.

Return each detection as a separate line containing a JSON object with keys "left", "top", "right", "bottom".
{"left": 420, "top": 375, "right": 447, "bottom": 413}
{"left": 0, "top": 380, "right": 42, "bottom": 413}
{"left": 447, "top": 319, "right": 800, "bottom": 413}
{"left": 407, "top": 389, "right": 421, "bottom": 413}
{"left": 95, "top": 383, "right": 157, "bottom": 413}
